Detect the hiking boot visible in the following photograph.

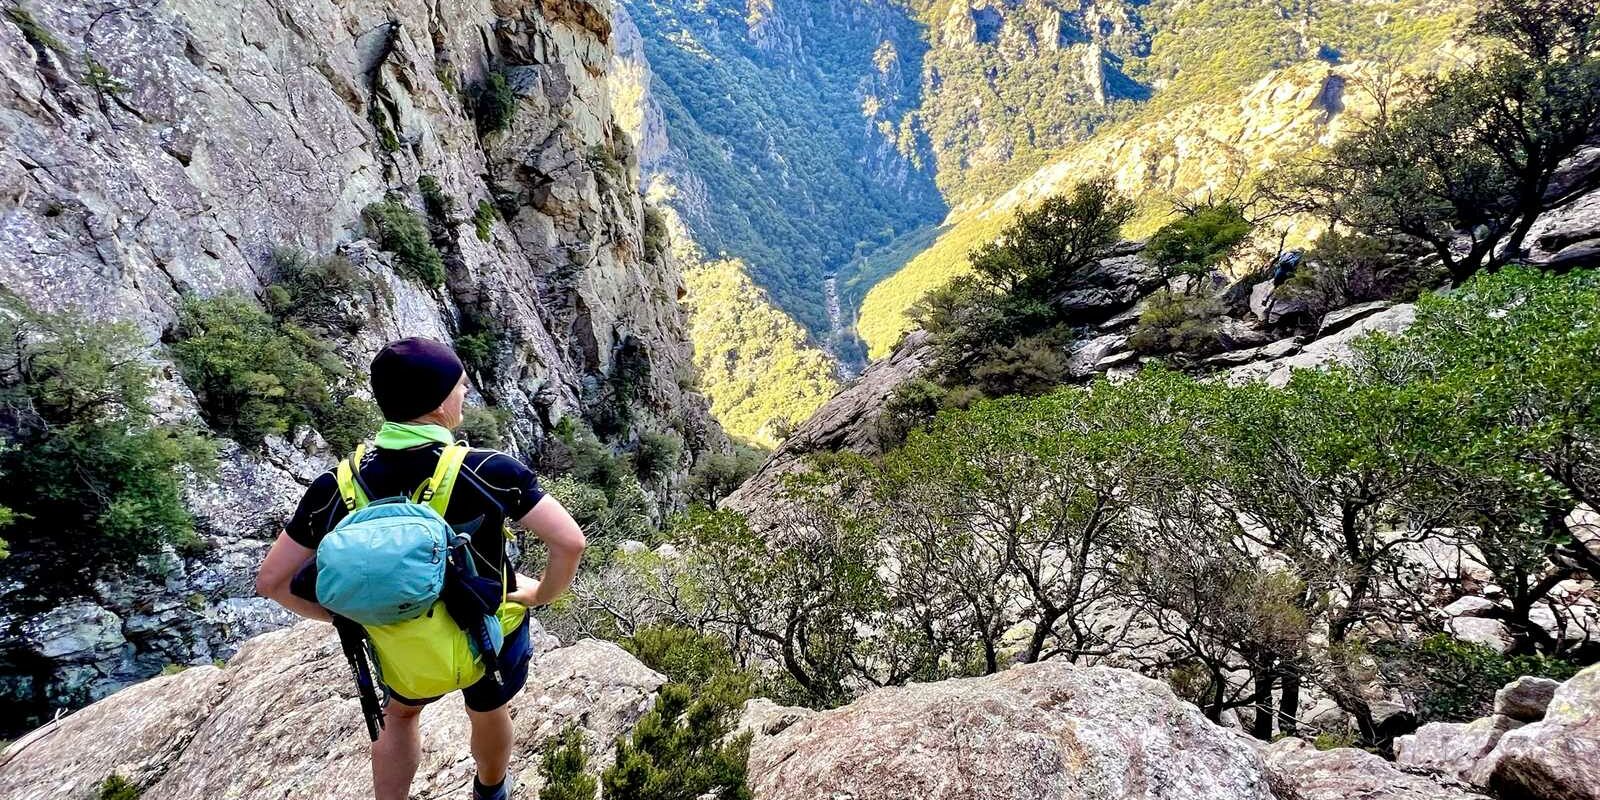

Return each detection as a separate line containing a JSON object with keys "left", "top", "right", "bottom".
{"left": 472, "top": 775, "right": 512, "bottom": 800}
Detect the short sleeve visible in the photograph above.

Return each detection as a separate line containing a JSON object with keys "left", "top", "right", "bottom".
{"left": 472, "top": 452, "right": 546, "bottom": 522}
{"left": 284, "top": 471, "right": 343, "bottom": 548}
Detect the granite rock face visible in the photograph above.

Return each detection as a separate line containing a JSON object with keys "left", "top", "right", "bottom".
{"left": 1262, "top": 738, "right": 1484, "bottom": 800}
{"left": 0, "top": 619, "right": 665, "bottom": 800}
{"left": 0, "top": 0, "right": 722, "bottom": 732}
{"left": 1483, "top": 664, "right": 1600, "bottom": 800}
{"left": 745, "top": 659, "right": 1276, "bottom": 800}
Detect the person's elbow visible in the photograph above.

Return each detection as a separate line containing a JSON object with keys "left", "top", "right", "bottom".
{"left": 254, "top": 568, "right": 286, "bottom": 601}
{"left": 556, "top": 525, "right": 587, "bottom": 559}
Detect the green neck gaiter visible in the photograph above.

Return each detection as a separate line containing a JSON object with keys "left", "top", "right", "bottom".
{"left": 374, "top": 421, "right": 456, "bottom": 450}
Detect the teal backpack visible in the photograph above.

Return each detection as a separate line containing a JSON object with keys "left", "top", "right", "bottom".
{"left": 314, "top": 443, "right": 510, "bottom": 740}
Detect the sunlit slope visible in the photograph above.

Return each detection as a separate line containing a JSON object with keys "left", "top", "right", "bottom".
{"left": 856, "top": 1, "right": 1466, "bottom": 357}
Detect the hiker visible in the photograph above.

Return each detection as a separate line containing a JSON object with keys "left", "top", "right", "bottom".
{"left": 254, "top": 337, "right": 586, "bottom": 800}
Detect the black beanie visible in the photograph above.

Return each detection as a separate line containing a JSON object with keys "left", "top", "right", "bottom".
{"left": 370, "top": 337, "right": 466, "bottom": 422}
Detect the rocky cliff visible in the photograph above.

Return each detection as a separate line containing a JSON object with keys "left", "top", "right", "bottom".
{"left": 0, "top": 0, "right": 724, "bottom": 735}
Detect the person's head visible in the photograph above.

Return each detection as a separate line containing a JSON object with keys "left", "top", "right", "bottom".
{"left": 370, "top": 337, "right": 469, "bottom": 429}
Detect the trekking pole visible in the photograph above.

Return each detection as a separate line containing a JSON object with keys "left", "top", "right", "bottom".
{"left": 334, "top": 616, "right": 385, "bottom": 742}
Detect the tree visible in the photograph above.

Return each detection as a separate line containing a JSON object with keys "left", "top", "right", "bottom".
{"left": 1279, "top": 0, "right": 1600, "bottom": 284}
{"left": 0, "top": 296, "right": 214, "bottom": 602}
{"left": 1146, "top": 202, "right": 1253, "bottom": 286}
{"left": 968, "top": 179, "right": 1136, "bottom": 298}
{"left": 1358, "top": 266, "right": 1600, "bottom": 651}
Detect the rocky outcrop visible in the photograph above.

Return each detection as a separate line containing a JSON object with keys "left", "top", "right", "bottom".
{"left": 1481, "top": 665, "right": 1600, "bottom": 800}
{"left": 0, "top": 0, "right": 723, "bottom": 733}
{"left": 745, "top": 659, "right": 1276, "bottom": 800}
{"left": 1262, "top": 738, "right": 1484, "bottom": 800}
{"left": 722, "top": 329, "right": 935, "bottom": 517}
{"left": 1226, "top": 304, "right": 1418, "bottom": 387}
{"left": 1395, "top": 715, "right": 1523, "bottom": 785}
{"left": 0, "top": 619, "right": 664, "bottom": 799}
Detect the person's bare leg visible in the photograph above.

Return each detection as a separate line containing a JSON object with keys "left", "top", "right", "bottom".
{"left": 466, "top": 704, "right": 514, "bottom": 788}
{"left": 372, "top": 701, "right": 425, "bottom": 800}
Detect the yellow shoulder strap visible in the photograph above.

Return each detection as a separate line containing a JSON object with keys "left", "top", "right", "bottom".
{"left": 334, "top": 444, "right": 370, "bottom": 510}
{"left": 412, "top": 443, "right": 469, "bottom": 517}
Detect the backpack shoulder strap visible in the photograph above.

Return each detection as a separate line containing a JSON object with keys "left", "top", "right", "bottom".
{"left": 335, "top": 443, "right": 371, "bottom": 511}
{"left": 413, "top": 443, "right": 469, "bottom": 517}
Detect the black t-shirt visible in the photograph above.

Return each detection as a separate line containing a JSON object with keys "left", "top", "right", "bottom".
{"left": 285, "top": 444, "right": 545, "bottom": 590}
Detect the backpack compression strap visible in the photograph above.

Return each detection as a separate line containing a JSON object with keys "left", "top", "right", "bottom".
{"left": 335, "top": 444, "right": 371, "bottom": 511}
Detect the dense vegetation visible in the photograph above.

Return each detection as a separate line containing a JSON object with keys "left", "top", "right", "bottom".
{"left": 0, "top": 297, "right": 214, "bottom": 606}
{"left": 572, "top": 266, "right": 1600, "bottom": 750}
{"left": 622, "top": 0, "right": 944, "bottom": 335}
{"left": 171, "top": 268, "right": 382, "bottom": 456}
{"left": 680, "top": 257, "right": 838, "bottom": 446}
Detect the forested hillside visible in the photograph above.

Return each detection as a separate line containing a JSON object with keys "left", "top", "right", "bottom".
{"left": 854, "top": 0, "right": 1468, "bottom": 355}
{"left": 617, "top": 0, "right": 945, "bottom": 336}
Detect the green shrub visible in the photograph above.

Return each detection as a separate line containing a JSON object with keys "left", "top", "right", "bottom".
{"left": 171, "top": 294, "right": 374, "bottom": 452}
{"left": 96, "top": 774, "right": 140, "bottom": 800}
{"left": 600, "top": 679, "right": 753, "bottom": 800}
{"left": 1279, "top": 232, "right": 1441, "bottom": 320}
{"left": 1127, "top": 289, "right": 1223, "bottom": 357}
{"left": 634, "top": 430, "right": 683, "bottom": 484}
{"left": 5, "top": 7, "right": 65, "bottom": 53}
{"left": 621, "top": 625, "right": 744, "bottom": 689}
{"left": 460, "top": 405, "right": 513, "bottom": 450}
{"left": 685, "top": 445, "right": 767, "bottom": 506}
{"left": 587, "top": 143, "right": 626, "bottom": 190}
{"left": 475, "top": 70, "right": 517, "bottom": 134}
{"left": 1377, "top": 634, "right": 1580, "bottom": 723}
{"left": 171, "top": 294, "right": 336, "bottom": 446}
{"left": 454, "top": 329, "right": 500, "bottom": 377}
{"left": 544, "top": 474, "right": 652, "bottom": 550}
{"left": 875, "top": 378, "right": 946, "bottom": 448}
{"left": 474, "top": 200, "right": 496, "bottom": 243}
{"left": 83, "top": 56, "right": 126, "bottom": 96}
{"left": 318, "top": 396, "right": 381, "bottom": 455}
{"left": 1147, "top": 202, "right": 1252, "bottom": 283}
{"left": 262, "top": 247, "right": 371, "bottom": 334}
{"left": 539, "top": 725, "right": 598, "bottom": 800}
{"left": 967, "top": 332, "right": 1071, "bottom": 399}
{"left": 362, "top": 200, "right": 446, "bottom": 287}
{"left": 642, "top": 206, "right": 669, "bottom": 257}
{"left": 418, "top": 175, "right": 455, "bottom": 221}
{"left": 0, "top": 298, "right": 213, "bottom": 600}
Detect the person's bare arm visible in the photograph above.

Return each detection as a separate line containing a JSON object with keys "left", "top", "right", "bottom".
{"left": 255, "top": 531, "right": 332, "bottom": 622}
{"left": 505, "top": 495, "right": 586, "bottom": 607}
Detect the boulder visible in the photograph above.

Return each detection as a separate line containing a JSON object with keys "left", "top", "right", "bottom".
{"left": 1053, "top": 250, "right": 1167, "bottom": 318}
{"left": 1094, "top": 350, "right": 1141, "bottom": 372}
{"left": 1495, "top": 677, "right": 1562, "bottom": 723}
{"left": 1229, "top": 304, "right": 1417, "bottom": 387}
{"left": 1484, "top": 664, "right": 1600, "bottom": 800}
{"left": 1317, "top": 300, "right": 1394, "bottom": 337}
{"left": 1248, "top": 280, "right": 1310, "bottom": 324}
{"left": 1447, "top": 617, "right": 1515, "bottom": 654}
{"left": 1394, "top": 715, "right": 1522, "bottom": 784}
{"left": 1441, "top": 596, "right": 1499, "bottom": 619}
{"left": 1218, "top": 318, "right": 1276, "bottom": 351}
{"left": 746, "top": 659, "right": 1275, "bottom": 800}
{"left": 1068, "top": 333, "right": 1130, "bottom": 377}
{"left": 0, "top": 620, "right": 664, "bottom": 799}
{"left": 1262, "top": 738, "right": 1484, "bottom": 799}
